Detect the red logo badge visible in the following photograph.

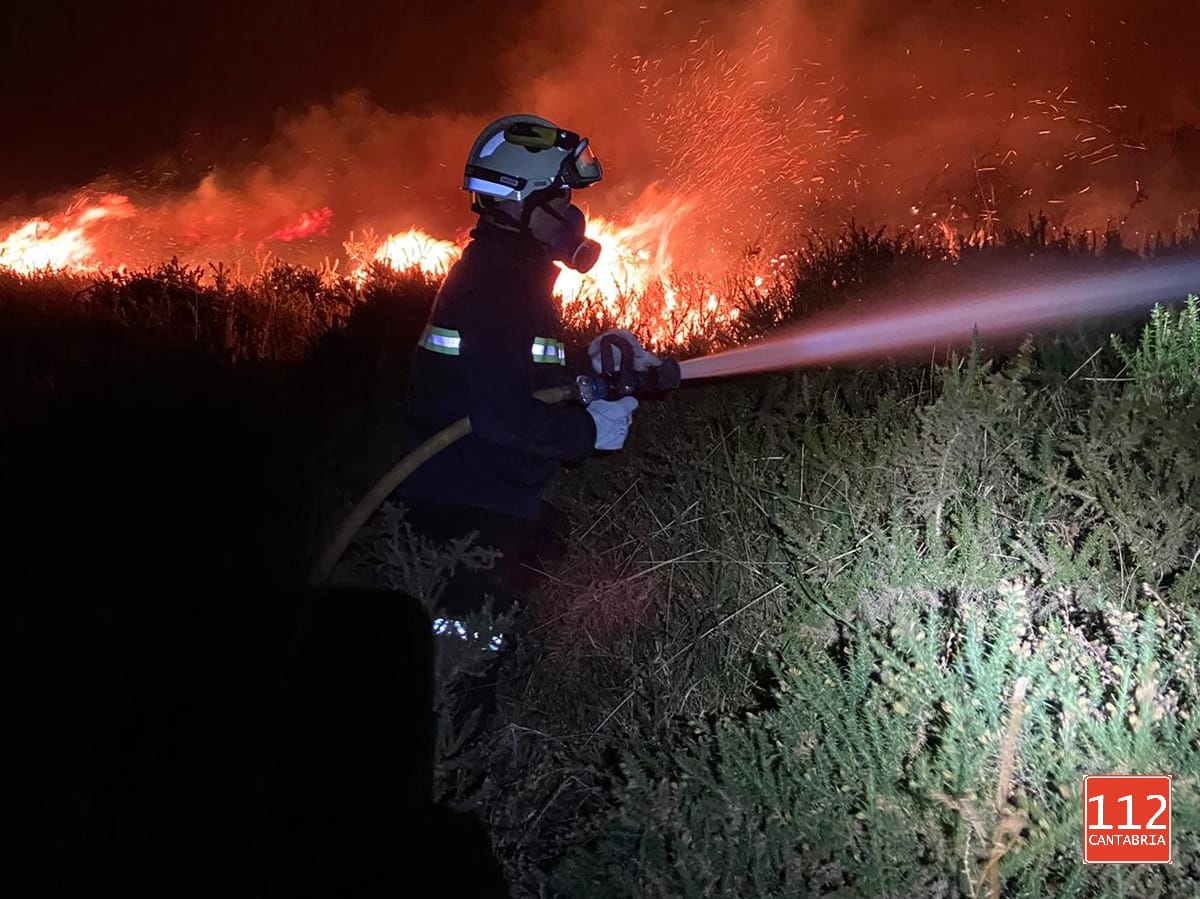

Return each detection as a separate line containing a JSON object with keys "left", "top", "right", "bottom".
{"left": 1083, "top": 775, "right": 1172, "bottom": 864}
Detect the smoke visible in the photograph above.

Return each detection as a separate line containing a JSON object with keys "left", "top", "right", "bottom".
{"left": 512, "top": 0, "right": 1200, "bottom": 241}
{"left": 4, "top": 0, "right": 1199, "bottom": 271}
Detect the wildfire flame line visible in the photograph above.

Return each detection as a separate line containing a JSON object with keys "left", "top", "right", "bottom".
{"left": 0, "top": 190, "right": 751, "bottom": 345}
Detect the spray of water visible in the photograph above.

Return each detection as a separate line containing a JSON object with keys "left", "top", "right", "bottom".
{"left": 680, "top": 262, "right": 1200, "bottom": 380}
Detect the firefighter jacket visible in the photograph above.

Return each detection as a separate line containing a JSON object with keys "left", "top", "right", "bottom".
{"left": 394, "top": 222, "right": 597, "bottom": 520}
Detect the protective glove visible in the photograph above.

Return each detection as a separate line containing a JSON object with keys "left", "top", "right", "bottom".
{"left": 586, "top": 396, "right": 639, "bottom": 451}
{"left": 588, "top": 329, "right": 660, "bottom": 375}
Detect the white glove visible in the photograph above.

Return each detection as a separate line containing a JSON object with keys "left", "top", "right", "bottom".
{"left": 588, "top": 329, "right": 660, "bottom": 375}
{"left": 586, "top": 396, "right": 639, "bottom": 451}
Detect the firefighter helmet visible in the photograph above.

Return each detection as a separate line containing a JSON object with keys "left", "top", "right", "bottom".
{"left": 463, "top": 114, "right": 603, "bottom": 203}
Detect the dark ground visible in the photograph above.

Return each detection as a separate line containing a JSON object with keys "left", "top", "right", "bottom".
{"left": 3, "top": 290, "right": 513, "bottom": 897}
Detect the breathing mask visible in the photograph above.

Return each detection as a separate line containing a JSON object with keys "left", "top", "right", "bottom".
{"left": 522, "top": 190, "right": 602, "bottom": 273}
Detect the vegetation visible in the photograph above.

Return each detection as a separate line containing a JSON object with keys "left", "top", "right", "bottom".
{"left": 393, "top": 317, "right": 1196, "bottom": 898}
{"left": 5, "top": 220, "right": 1200, "bottom": 896}
{"left": 1112, "top": 295, "right": 1200, "bottom": 399}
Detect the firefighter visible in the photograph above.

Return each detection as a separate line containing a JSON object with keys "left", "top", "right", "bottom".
{"left": 394, "top": 114, "right": 657, "bottom": 648}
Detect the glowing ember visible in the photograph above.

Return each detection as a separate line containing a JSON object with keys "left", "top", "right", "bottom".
{"left": 0, "top": 194, "right": 133, "bottom": 274}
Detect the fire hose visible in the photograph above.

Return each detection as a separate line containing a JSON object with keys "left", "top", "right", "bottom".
{"left": 308, "top": 353, "right": 682, "bottom": 587}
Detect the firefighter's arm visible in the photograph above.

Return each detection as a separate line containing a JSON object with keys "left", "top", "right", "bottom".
{"left": 462, "top": 323, "right": 596, "bottom": 461}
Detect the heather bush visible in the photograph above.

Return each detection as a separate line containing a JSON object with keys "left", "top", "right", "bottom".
{"left": 1111, "top": 295, "right": 1200, "bottom": 399}
{"left": 468, "top": 325, "right": 1200, "bottom": 897}
{"left": 552, "top": 589, "right": 1200, "bottom": 898}
{"left": 2, "top": 258, "right": 435, "bottom": 390}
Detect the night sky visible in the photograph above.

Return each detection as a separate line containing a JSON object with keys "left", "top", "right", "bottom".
{"left": 0, "top": 0, "right": 517, "bottom": 198}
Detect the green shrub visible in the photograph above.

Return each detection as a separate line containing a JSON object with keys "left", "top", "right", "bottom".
{"left": 1111, "top": 296, "right": 1200, "bottom": 399}
{"left": 554, "top": 587, "right": 1200, "bottom": 898}
{"left": 489, "top": 327, "right": 1200, "bottom": 896}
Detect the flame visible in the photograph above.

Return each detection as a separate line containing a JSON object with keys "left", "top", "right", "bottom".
{"left": 344, "top": 192, "right": 734, "bottom": 341}
{"left": 264, "top": 207, "right": 333, "bottom": 244}
{"left": 548, "top": 195, "right": 750, "bottom": 343}
{"left": 368, "top": 228, "right": 463, "bottom": 278}
{"left": 344, "top": 200, "right": 751, "bottom": 345}
{"left": 554, "top": 200, "right": 686, "bottom": 309}
{"left": 0, "top": 190, "right": 751, "bottom": 346}
{"left": 0, "top": 194, "right": 133, "bottom": 274}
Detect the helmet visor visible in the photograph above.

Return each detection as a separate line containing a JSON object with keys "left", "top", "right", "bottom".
{"left": 563, "top": 139, "right": 602, "bottom": 188}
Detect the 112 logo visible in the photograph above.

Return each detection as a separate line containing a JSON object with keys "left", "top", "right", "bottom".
{"left": 1083, "top": 775, "right": 1172, "bottom": 865}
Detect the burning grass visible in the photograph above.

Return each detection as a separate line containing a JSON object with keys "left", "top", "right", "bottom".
{"left": 5, "top": 215, "right": 1198, "bottom": 391}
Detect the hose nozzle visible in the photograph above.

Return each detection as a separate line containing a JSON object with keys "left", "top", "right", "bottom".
{"left": 573, "top": 357, "right": 681, "bottom": 404}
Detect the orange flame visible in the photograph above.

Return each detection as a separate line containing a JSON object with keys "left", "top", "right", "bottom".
{"left": 549, "top": 195, "right": 752, "bottom": 343}
{"left": 0, "top": 191, "right": 757, "bottom": 346}
{"left": 0, "top": 194, "right": 133, "bottom": 274}
{"left": 554, "top": 199, "right": 688, "bottom": 308}
{"left": 367, "top": 228, "right": 463, "bottom": 278}
{"left": 264, "top": 206, "right": 333, "bottom": 244}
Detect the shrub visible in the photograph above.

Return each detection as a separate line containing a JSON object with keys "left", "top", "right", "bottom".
{"left": 554, "top": 587, "right": 1200, "bottom": 898}
{"left": 1111, "top": 295, "right": 1200, "bottom": 400}
{"left": 487, "top": 330, "right": 1200, "bottom": 896}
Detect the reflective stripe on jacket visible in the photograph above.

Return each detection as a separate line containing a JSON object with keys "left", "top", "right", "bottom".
{"left": 419, "top": 326, "right": 566, "bottom": 366}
